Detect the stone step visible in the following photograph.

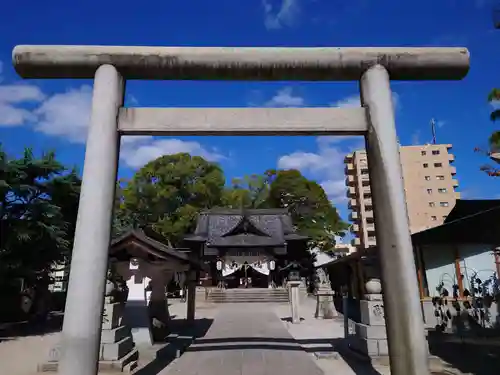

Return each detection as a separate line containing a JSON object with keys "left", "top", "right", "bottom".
{"left": 206, "top": 287, "right": 290, "bottom": 303}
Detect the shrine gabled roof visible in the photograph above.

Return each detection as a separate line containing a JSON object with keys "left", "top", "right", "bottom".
{"left": 185, "top": 208, "right": 309, "bottom": 245}
{"left": 208, "top": 233, "right": 285, "bottom": 247}
{"left": 110, "top": 228, "right": 204, "bottom": 268}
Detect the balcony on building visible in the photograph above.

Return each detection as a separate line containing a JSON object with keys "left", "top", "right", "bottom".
{"left": 345, "top": 175, "right": 356, "bottom": 186}
{"left": 450, "top": 166, "right": 457, "bottom": 175}
{"left": 344, "top": 153, "right": 354, "bottom": 163}
{"left": 366, "top": 223, "right": 376, "bottom": 234}
{"left": 360, "top": 173, "right": 370, "bottom": 185}
{"left": 351, "top": 224, "right": 360, "bottom": 232}
{"left": 361, "top": 185, "right": 371, "bottom": 196}
{"left": 364, "top": 210, "right": 374, "bottom": 219}
{"left": 349, "top": 211, "right": 359, "bottom": 222}
{"left": 363, "top": 198, "right": 373, "bottom": 208}
{"left": 347, "top": 186, "right": 356, "bottom": 198}
{"left": 347, "top": 199, "right": 358, "bottom": 210}
{"left": 452, "top": 179, "right": 459, "bottom": 187}
{"left": 345, "top": 163, "right": 355, "bottom": 175}
{"left": 366, "top": 237, "right": 377, "bottom": 248}
{"left": 448, "top": 154, "right": 455, "bottom": 163}
{"left": 352, "top": 237, "right": 361, "bottom": 246}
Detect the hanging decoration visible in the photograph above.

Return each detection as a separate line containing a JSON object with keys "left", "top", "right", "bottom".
{"left": 269, "top": 260, "right": 276, "bottom": 271}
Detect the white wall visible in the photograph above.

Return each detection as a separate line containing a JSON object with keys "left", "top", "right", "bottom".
{"left": 459, "top": 244, "right": 497, "bottom": 294}
{"left": 422, "top": 243, "right": 498, "bottom": 297}
{"left": 422, "top": 244, "right": 456, "bottom": 297}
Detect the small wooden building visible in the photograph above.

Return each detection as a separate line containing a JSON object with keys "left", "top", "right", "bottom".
{"left": 324, "top": 200, "right": 500, "bottom": 324}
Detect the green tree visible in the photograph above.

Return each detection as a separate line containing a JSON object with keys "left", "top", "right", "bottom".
{"left": 0, "top": 146, "right": 80, "bottom": 288}
{"left": 475, "top": 88, "right": 500, "bottom": 176}
{"left": 266, "top": 169, "right": 348, "bottom": 252}
{"left": 221, "top": 172, "right": 274, "bottom": 208}
{"left": 115, "top": 153, "right": 225, "bottom": 245}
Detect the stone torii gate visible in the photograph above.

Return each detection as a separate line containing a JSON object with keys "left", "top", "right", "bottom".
{"left": 12, "top": 45, "right": 469, "bottom": 375}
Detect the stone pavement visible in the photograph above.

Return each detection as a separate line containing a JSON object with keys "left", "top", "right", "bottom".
{"left": 274, "top": 296, "right": 388, "bottom": 375}
{"left": 158, "top": 303, "right": 325, "bottom": 375}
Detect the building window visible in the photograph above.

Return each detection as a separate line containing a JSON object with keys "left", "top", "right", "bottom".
{"left": 427, "top": 189, "right": 432, "bottom": 194}
{"left": 429, "top": 202, "right": 435, "bottom": 207}
{"left": 421, "top": 151, "right": 427, "bottom": 156}
{"left": 438, "top": 188, "right": 447, "bottom": 193}
{"left": 431, "top": 216, "right": 437, "bottom": 221}
{"left": 440, "top": 202, "right": 449, "bottom": 207}
{"left": 434, "top": 162, "right": 443, "bottom": 168}
{"left": 436, "top": 175, "right": 445, "bottom": 180}
{"left": 432, "top": 150, "right": 440, "bottom": 155}
{"left": 425, "top": 176, "right": 431, "bottom": 181}
{"left": 423, "top": 163, "right": 429, "bottom": 168}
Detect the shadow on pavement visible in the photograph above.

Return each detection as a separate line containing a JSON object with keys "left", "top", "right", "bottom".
{"left": 183, "top": 336, "right": 382, "bottom": 375}
{"left": 0, "top": 312, "right": 63, "bottom": 342}
{"left": 428, "top": 336, "right": 500, "bottom": 375}
{"left": 134, "top": 318, "right": 214, "bottom": 375}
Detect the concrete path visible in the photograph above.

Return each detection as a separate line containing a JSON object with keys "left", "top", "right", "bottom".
{"left": 159, "top": 303, "right": 325, "bottom": 375}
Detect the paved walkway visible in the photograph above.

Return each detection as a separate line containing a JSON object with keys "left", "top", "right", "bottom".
{"left": 159, "top": 303, "right": 325, "bottom": 375}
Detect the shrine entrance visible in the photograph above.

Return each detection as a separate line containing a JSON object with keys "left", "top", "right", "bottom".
{"left": 13, "top": 44, "right": 469, "bottom": 375}
{"left": 219, "top": 247, "right": 276, "bottom": 289}
{"left": 225, "top": 262, "right": 269, "bottom": 289}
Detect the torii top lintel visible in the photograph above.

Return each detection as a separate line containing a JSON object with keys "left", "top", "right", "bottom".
{"left": 12, "top": 45, "right": 469, "bottom": 81}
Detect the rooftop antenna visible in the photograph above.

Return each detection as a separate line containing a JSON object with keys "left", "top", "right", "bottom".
{"left": 430, "top": 118, "right": 437, "bottom": 145}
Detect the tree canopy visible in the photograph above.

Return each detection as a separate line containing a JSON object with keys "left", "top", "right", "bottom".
{"left": 0, "top": 146, "right": 80, "bottom": 288}
{"left": 115, "top": 154, "right": 347, "bottom": 252}
{"left": 114, "top": 153, "right": 225, "bottom": 246}
{"left": 475, "top": 88, "right": 500, "bottom": 176}
{"left": 266, "top": 169, "right": 348, "bottom": 252}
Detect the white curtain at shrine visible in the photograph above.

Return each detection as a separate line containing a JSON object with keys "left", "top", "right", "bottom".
{"left": 250, "top": 261, "right": 270, "bottom": 275}
{"left": 222, "top": 263, "right": 241, "bottom": 277}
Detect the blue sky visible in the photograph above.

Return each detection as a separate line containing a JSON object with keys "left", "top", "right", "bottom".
{"left": 1, "top": 0, "right": 499, "bottom": 224}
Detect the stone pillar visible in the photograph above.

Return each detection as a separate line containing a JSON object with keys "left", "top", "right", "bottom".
{"left": 58, "top": 65, "right": 123, "bottom": 375}
{"left": 186, "top": 270, "right": 197, "bottom": 322}
{"left": 351, "top": 279, "right": 389, "bottom": 358}
{"left": 360, "top": 65, "right": 428, "bottom": 375}
{"left": 98, "top": 296, "right": 138, "bottom": 372}
{"left": 148, "top": 270, "right": 173, "bottom": 342}
{"left": 288, "top": 280, "right": 301, "bottom": 324}
{"left": 315, "top": 267, "right": 338, "bottom": 319}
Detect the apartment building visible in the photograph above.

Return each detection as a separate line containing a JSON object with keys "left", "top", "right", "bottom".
{"left": 345, "top": 144, "right": 459, "bottom": 250}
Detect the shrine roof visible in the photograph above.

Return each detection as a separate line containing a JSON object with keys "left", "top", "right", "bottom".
{"left": 185, "top": 208, "right": 309, "bottom": 245}
{"left": 110, "top": 228, "right": 204, "bottom": 268}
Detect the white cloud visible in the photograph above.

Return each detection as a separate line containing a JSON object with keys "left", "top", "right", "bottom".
{"left": 120, "top": 138, "right": 225, "bottom": 168}
{"left": 0, "top": 71, "right": 224, "bottom": 170}
{"left": 265, "top": 87, "right": 305, "bottom": 107}
{"left": 332, "top": 92, "right": 400, "bottom": 110}
{"left": 0, "top": 84, "right": 46, "bottom": 103}
{"left": 277, "top": 135, "right": 363, "bottom": 204}
{"left": 0, "top": 64, "right": 47, "bottom": 126}
{"left": 333, "top": 95, "right": 361, "bottom": 108}
{"left": 262, "top": 0, "right": 300, "bottom": 30}
{"left": 34, "top": 85, "right": 93, "bottom": 142}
